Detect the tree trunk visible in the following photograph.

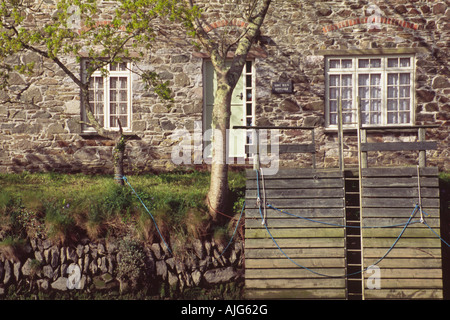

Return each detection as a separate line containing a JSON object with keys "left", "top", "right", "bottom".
{"left": 113, "top": 134, "right": 127, "bottom": 186}
{"left": 207, "top": 76, "right": 233, "bottom": 218}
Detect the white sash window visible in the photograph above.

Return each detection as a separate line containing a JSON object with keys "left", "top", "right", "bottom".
{"left": 82, "top": 61, "right": 132, "bottom": 132}
{"left": 325, "top": 55, "right": 414, "bottom": 128}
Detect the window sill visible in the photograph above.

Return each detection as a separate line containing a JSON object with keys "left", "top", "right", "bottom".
{"left": 324, "top": 124, "right": 439, "bottom": 133}
{"left": 80, "top": 131, "right": 140, "bottom": 140}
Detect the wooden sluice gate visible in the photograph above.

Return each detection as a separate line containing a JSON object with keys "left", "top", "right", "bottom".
{"left": 244, "top": 167, "right": 443, "bottom": 300}
{"left": 237, "top": 121, "right": 444, "bottom": 299}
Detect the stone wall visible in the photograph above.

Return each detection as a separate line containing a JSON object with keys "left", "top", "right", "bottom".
{"left": 0, "top": 237, "right": 244, "bottom": 297}
{"left": 0, "top": 0, "right": 448, "bottom": 174}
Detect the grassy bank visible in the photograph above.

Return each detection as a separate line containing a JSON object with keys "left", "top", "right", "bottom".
{"left": 0, "top": 170, "right": 246, "bottom": 251}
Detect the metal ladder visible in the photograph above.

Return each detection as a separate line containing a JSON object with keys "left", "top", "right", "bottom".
{"left": 338, "top": 98, "right": 365, "bottom": 300}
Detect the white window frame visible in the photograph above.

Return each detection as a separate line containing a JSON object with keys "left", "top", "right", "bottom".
{"left": 325, "top": 55, "right": 415, "bottom": 128}
{"left": 82, "top": 61, "right": 133, "bottom": 132}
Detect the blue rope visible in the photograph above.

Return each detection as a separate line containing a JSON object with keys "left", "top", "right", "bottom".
{"left": 255, "top": 169, "right": 422, "bottom": 278}
{"left": 121, "top": 176, "right": 173, "bottom": 255}
{"left": 217, "top": 202, "right": 245, "bottom": 260}
{"left": 423, "top": 219, "right": 450, "bottom": 248}
{"left": 267, "top": 203, "right": 422, "bottom": 229}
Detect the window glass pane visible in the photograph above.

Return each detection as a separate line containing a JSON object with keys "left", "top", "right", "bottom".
{"left": 342, "top": 59, "right": 352, "bottom": 68}
{"left": 110, "top": 90, "right": 117, "bottom": 102}
{"left": 399, "top": 99, "right": 410, "bottom": 111}
{"left": 399, "top": 86, "right": 410, "bottom": 98}
{"left": 110, "top": 77, "right": 118, "bottom": 89}
{"left": 388, "top": 113, "right": 397, "bottom": 124}
{"left": 371, "top": 87, "right": 381, "bottom": 99}
{"left": 388, "top": 58, "right": 398, "bottom": 68}
{"left": 359, "top": 86, "right": 369, "bottom": 99}
{"left": 388, "top": 86, "right": 398, "bottom": 98}
{"left": 329, "top": 75, "right": 340, "bottom": 86}
{"left": 388, "top": 74, "right": 398, "bottom": 85}
{"left": 399, "top": 112, "right": 410, "bottom": 123}
{"left": 342, "top": 75, "right": 352, "bottom": 86}
{"left": 110, "top": 103, "right": 117, "bottom": 114}
{"left": 329, "top": 87, "right": 339, "bottom": 99}
{"left": 358, "top": 59, "right": 369, "bottom": 68}
{"left": 342, "top": 88, "right": 352, "bottom": 99}
{"left": 329, "top": 60, "right": 340, "bottom": 69}
{"left": 246, "top": 61, "right": 252, "bottom": 73}
{"left": 370, "top": 59, "right": 381, "bottom": 68}
{"left": 387, "top": 100, "right": 397, "bottom": 111}
{"left": 120, "top": 77, "right": 127, "bottom": 89}
{"left": 399, "top": 73, "right": 410, "bottom": 85}
{"left": 120, "top": 90, "right": 127, "bottom": 101}
{"left": 329, "top": 100, "right": 337, "bottom": 112}
{"left": 371, "top": 74, "right": 381, "bottom": 86}
{"left": 400, "top": 58, "right": 410, "bottom": 67}
{"left": 119, "top": 103, "right": 128, "bottom": 114}
{"left": 359, "top": 74, "right": 369, "bottom": 86}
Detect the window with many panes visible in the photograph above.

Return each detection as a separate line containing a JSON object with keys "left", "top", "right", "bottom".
{"left": 82, "top": 61, "right": 132, "bottom": 132}
{"left": 325, "top": 55, "right": 414, "bottom": 128}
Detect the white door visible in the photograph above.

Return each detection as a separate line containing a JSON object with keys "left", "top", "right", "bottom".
{"left": 203, "top": 60, "right": 253, "bottom": 159}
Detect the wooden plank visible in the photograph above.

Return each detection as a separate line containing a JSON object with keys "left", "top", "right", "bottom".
{"left": 363, "top": 289, "right": 442, "bottom": 300}
{"left": 245, "top": 208, "right": 345, "bottom": 218}
{"left": 245, "top": 248, "right": 346, "bottom": 259}
{"left": 363, "top": 248, "right": 442, "bottom": 259}
{"left": 362, "top": 237, "right": 442, "bottom": 248}
{"left": 244, "top": 288, "right": 346, "bottom": 299}
{"left": 245, "top": 258, "right": 345, "bottom": 269}
{"left": 245, "top": 238, "right": 345, "bottom": 249}
{"left": 363, "top": 258, "right": 442, "bottom": 269}
{"left": 362, "top": 167, "right": 438, "bottom": 177}
{"left": 362, "top": 227, "right": 441, "bottom": 238}
{"left": 246, "top": 227, "right": 345, "bottom": 239}
{"left": 362, "top": 187, "right": 439, "bottom": 198}
{"left": 362, "top": 198, "right": 440, "bottom": 208}
{"left": 246, "top": 178, "right": 344, "bottom": 189}
{"left": 361, "top": 177, "right": 439, "bottom": 187}
{"left": 361, "top": 267, "right": 442, "bottom": 278}
{"left": 246, "top": 268, "right": 346, "bottom": 279}
{"left": 246, "top": 188, "right": 344, "bottom": 199}
{"left": 360, "top": 141, "right": 437, "bottom": 152}
{"left": 246, "top": 169, "right": 343, "bottom": 179}
{"left": 245, "top": 278, "right": 345, "bottom": 289}
{"left": 362, "top": 218, "right": 440, "bottom": 228}
{"left": 362, "top": 207, "right": 439, "bottom": 218}
{"left": 251, "top": 198, "right": 344, "bottom": 209}
{"left": 245, "top": 218, "right": 345, "bottom": 228}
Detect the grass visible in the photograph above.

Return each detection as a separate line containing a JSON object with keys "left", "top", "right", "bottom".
{"left": 0, "top": 170, "right": 246, "bottom": 248}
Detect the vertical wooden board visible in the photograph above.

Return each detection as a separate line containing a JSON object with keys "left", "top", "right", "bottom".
{"left": 360, "top": 167, "right": 443, "bottom": 300}
{"left": 244, "top": 169, "right": 346, "bottom": 299}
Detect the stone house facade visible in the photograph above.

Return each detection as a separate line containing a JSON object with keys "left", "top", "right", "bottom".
{"left": 0, "top": 0, "right": 449, "bottom": 174}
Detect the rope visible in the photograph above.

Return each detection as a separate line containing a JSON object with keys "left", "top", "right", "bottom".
{"left": 267, "top": 203, "right": 423, "bottom": 229}
{"left": 121, "top": 176, "right": 173, "bottom": 255}
{"left": 217, "top": 202, "right": 245, "bottom": 260}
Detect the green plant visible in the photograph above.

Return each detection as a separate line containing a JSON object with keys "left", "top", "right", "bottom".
{"left": 44, "top": 199, "right": 75, "bottom": 243}
{"left": 116, "top": 238, "right": 149, "bottom": 293}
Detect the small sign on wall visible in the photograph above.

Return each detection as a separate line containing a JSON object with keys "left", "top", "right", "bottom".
{"left": 272, "top": 81, "right": 293, "bottom": 94}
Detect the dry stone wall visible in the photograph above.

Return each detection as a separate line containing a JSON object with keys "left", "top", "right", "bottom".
{"left": 0, "top": 0, "right": 448, "bottom": 174}
{"left": 0, "top": 237, "right": 244, "bottom": 296}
